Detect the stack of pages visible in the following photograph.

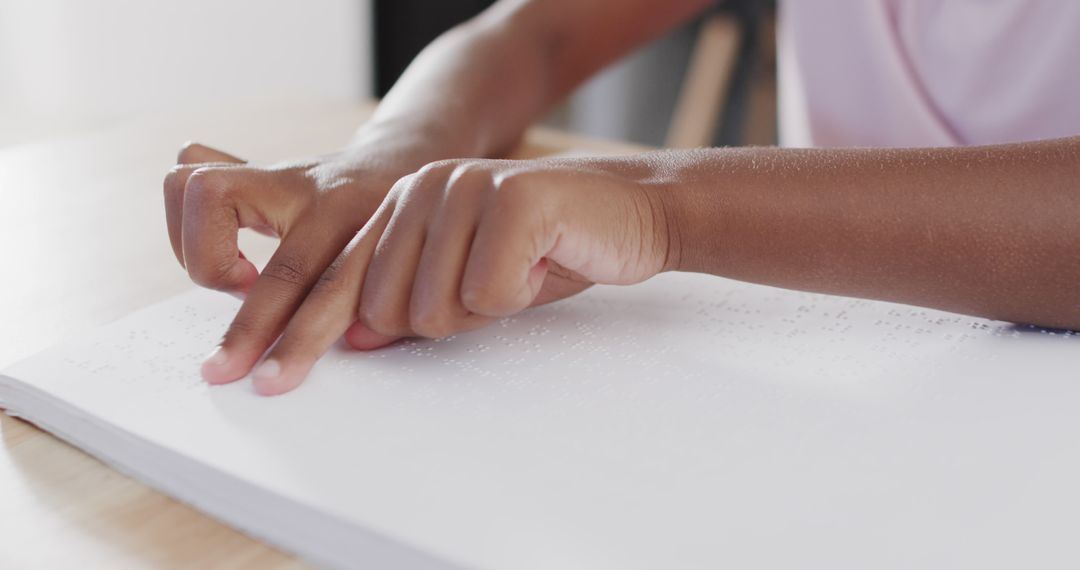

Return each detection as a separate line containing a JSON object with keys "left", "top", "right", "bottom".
{"left": 3, "top": 272, "right": 1079, "bottom": 569}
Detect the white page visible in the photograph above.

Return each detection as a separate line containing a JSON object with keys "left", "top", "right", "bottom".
{"left": 4, "top": 272, "right": 1080, "bottom": 569}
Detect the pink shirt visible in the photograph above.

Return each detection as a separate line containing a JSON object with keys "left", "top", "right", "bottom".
{"left": 778, "top": 0, "right": 1080, "bottom": 148}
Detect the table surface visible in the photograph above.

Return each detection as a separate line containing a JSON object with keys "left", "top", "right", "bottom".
{"left": 0, "top": 101, "right": 640, "bottom": 568}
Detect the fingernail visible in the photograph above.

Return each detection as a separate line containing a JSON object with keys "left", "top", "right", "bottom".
{"left": 201, "top": 346, "right": 232, "bottom": 384}
{"left": 205, "top": 346, "right": 228, "bottom": 366}
{"left": 228, "top": 290, "right": 247, "bottom": 301}
{"left": 252, "top": 359, "right": 281, "bottom": 382}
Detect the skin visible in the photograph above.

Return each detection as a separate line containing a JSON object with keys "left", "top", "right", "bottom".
{"left": 165, "top": 0, "right": 1080, "bottom": 395}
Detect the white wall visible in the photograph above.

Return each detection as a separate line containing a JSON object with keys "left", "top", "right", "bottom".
{"left": 0, "top": 0, "right": 371, "bottom": 145}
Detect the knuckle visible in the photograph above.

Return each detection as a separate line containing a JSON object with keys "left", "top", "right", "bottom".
{"left": 493, "top": 172, "right": 538, "bottom": 208}
{"left": 460, "top": 281, "right": 513, "bottom": 317}
{"left": 447, "top": 159, "right": 487, "bottom": 177}
{"left": 387, "top": 172, "right": 419, "bottom": 200}
{"left": 410, "top": 159, "right": 483, "bottom": 189}
{"left": 411, "top": 160, "right": 458, "bottom": 185}
{"left": 446, "top": 163, "right": 495, "bottom": 197}
{"left": 163, "top": 167, "right": 185, "bottom": 194}
{"left": 184, "top": 168, "right": 231, "bottom": 203}
{"left": 394, "top": 160, "right": 497, "bottom": 206}
{"left": 261, "top": 255, "right": 309, "bottom": 287}
{"left": 391, "top": 161, "right": 455, "bottom": 199}
{"left": 409, "top": 307, "right": 455, "bottom": 339}
{"left": 460, "top": 283, "right": 490, "bottom": 315}
{"left": 357, "top": 305, "right": 402, "bottom": 337}
{"left": 418, "top": 158, "right": 464, "bottom": 177}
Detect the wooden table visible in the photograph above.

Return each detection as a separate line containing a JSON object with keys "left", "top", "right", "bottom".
{"left": 0, "top": 102, "right": 639, "bottom": 568}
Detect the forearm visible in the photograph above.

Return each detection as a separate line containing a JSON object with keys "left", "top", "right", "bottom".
{"left": 353, "top": 8, "right": 551, "bottom": 166}
{"left": 346, "top": 0, "right": 711, "bottom": 172}
{"left": 657, "top": 138, "right": 1080, "bottom": 328}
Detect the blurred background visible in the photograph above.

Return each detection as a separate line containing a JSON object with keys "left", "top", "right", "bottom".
{"left": 0, "top": 0, "right": 776, "bottom": 150}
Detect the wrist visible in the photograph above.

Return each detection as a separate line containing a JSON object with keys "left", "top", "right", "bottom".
{"left": 637, "top": 149, "right": 737, "bottom": 275}
{"left": 637, "top": 164, "right": 714, "bottom": 275}
{"left": 633, "top": 174, "right": 689, "bottom": 275}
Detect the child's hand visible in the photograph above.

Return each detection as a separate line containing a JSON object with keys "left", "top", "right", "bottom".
{"left": 194, "top": 156, "right": 677, "bottom": 395}
{"left": 164, "top": 141, "right": 421, "bottom": 373}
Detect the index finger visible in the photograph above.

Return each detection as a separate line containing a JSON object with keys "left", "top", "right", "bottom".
{"left": 164, "top": 143, "right": 246, "bottom": 268}
{"left": 245, "top": 201, "right": 397, "bottom": 395}
{"left": 179, "top": 167, "right": 267, "bottom": 294}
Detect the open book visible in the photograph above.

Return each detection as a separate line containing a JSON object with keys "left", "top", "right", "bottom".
{"left": 3, "top": 272, "right": 1080, "bottom": 569}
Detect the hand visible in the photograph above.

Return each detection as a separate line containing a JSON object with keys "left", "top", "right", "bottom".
{"left": 220, "top": 156, "right": 678, "bottom": 395}
{"left": 164, "top": 141, "right": 418, "bottom": 386}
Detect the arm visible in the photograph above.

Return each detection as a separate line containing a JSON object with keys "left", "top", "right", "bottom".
{"left": 249, "top": 137, "right": 1080, "bottom": 394}
{"left": 349, "top": 0, "right": 713, "bottom": 165}
{"left": 664, "top": 138, "right": 1080, "bottom": 329}
{"left": 173, "top": 0, "right": 712, "bottom": 386}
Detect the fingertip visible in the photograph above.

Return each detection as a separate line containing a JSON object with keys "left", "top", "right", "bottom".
{"left": 251, "top": 358, "right": 307, "bottom": 396}
{"left": 344, "top": 320, "right": 400, "bottom": 351}
{"left": 201, "top": 346, "right": 249, "bottom": 385}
